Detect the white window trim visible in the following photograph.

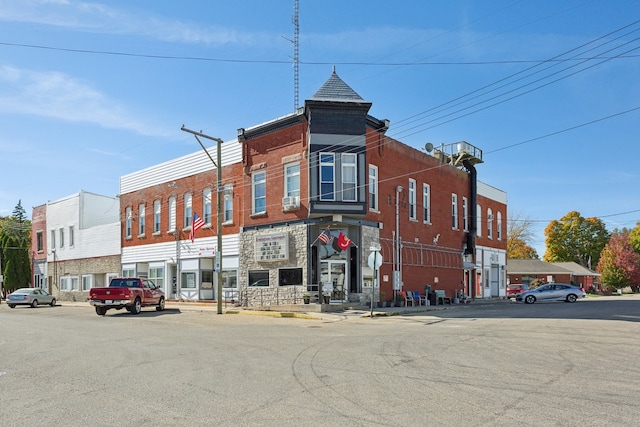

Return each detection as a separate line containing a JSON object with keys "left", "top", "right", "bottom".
{"left": 369, "top": 165, "right": 379, "bottom": 212}
{"left": 408, "top": 179, "right": 417, "bottom": 221}
{"left": 319, "top": 152, "right": 335, "bottom": 201}
{"left": 422, "top": 183, "right": 430, "bottom": 224}
{"left": 252, "top": 171, "right": 267, "bottom": 215}
{"left": 284, "top": 162, "right": 301, "bottom": 198}
{"left": 341, "top": 154, "right": 357, "bottom": 202}
{"left": 462, "top": 197, "right": 468, "bottom": 232}
{"left": 451, "top": 194, "right": 458, "bottom": 230}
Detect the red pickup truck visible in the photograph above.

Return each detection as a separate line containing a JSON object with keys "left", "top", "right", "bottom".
{"left": 89, "top": 277, "right": 165, "bottom": 316}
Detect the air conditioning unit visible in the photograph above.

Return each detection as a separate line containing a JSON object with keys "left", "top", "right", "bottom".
{"left": 456, "top": 141, "right": 473, "bottom": 156}
{"left": 282, "top": 196, "right": 300, "bottom": 211}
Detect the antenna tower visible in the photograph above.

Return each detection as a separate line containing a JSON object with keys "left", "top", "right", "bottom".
{"left": 292, "top": 0, "right": 299, "bottom": 110}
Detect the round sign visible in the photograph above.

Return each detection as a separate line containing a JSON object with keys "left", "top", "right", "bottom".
{"left": 367, "top": 251, "right": 383, "bottom": 270}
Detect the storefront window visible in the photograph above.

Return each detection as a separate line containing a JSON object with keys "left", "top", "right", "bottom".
{"left": 279, "top": 268, "right": 302, "bottom": 286}
{"left": 249, "top": 270, "right": 269, "bottom": 287}
{"left": 222, "top": 270, "right": 238, "bottom": 288}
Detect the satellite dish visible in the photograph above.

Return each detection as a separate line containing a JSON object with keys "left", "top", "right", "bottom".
{"left": 424, "top": 142, "right": 434, "bottom": 153}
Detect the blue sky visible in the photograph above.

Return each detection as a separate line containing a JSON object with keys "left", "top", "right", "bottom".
{"left": 1, "top": 0, "right": 639, "bottom": 257}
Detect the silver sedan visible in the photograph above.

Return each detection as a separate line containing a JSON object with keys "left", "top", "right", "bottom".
{"left": 516, "top": 283, "right": 585, "bottom": 304}
{"left": 6, "top": 288, "right": 57, "bottom": 308}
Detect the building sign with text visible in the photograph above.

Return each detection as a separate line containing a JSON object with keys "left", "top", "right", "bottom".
{"left": 255, "top": 232, "right": 289, "bottom": 262}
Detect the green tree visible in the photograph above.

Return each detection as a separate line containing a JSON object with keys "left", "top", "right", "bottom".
{"left": 597, "top": 232, "right": 640, "bottom": 291}
{"left": 0, "top": 200, "right": 31, "bottom": 291}
{"left": 543, "top": 211, "right": 609, "bottom": 267}
{"left": 629, "top": 222, "right": 640, "bottom": 254}
{"left": 507, "top": 212, "right": 539, "bottom": 259}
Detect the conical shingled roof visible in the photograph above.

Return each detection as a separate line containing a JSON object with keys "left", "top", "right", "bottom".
{"left": 310, "top": 68, "right": 365, "bottom": 102}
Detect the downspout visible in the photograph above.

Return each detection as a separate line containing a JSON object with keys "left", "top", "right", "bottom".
{"left": 462, "top": 159, "right": 477, "bottom": 298}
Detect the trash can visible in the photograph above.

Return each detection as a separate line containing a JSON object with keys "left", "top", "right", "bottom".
{"left": 428, "top": 291, "right": 437, "bottom": 306}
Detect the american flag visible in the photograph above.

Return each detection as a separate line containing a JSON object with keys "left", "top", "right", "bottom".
{"left": 318, "top": 228, "right": 333, "bottom": 244}
{"left": 189, "top": 213, "right": 205, "bottom": 243}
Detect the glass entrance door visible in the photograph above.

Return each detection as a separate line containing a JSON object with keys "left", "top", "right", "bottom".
{"left": 320, "top": 260, "right": 347, "bottom": 302}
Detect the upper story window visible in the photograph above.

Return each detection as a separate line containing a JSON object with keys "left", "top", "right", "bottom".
{"left": 138, "top": 204, "right": 145, "bottom": 236}
{"left": 69, "top": 226, "right": 74, "bottom": 247}
{"left": 284, "top": 163, "right": 300, "bottom": 198}
{"left": 462, "top": 197, "right": 469, "bottom": 232}
{"left": 50, "top": 229, "right": 56, "bottom": 250}
{"left": 476, "top": 204, "right": 482, "bottom": 237}
{"left": 203, "top": 188, "right": 212, "bottom": 225}
{"left": 36, "top": 231, "right": 44, "bottom": 253}
{"left": 369, "top": 165, "right": 378, "bottom": 211}
{"left": 125, "top": 207, "right": 132, "bottom": 238}
{"left": 342, "top": 154, "right": 357, "bottom": 201}
{"left": 320, "top": 153, "right": 335, "bottom": 201}
{"left": 224, "top": 184, "right": 233, "bottom": 223}
{"left": 153, "top": 200, "right": 161, "bottom": 233}
{"left": 252, "top": 171, "right": 266, "bottom": 214}
{"left": 497, "top": 211, "right": 503, "bottom": 240}
{"left": 184, "top": 193, "right": 193, "bottom": 228}
{"left": 487, "top": 208, "right": 494, "bottom": 240}
{"left": 168, "top": 197, "right": 176, "bottom": 232}
{"left": 408, "top": 179, "right": 416, "bottom": 220}
{"left": 451, "top": 194, "right": 458, "bottom": 230}
{"left": 422, "top": 183, "right": 430, "bottom": 223}
{"left": 59, "top": 228, "right": 65, "bottom": 248}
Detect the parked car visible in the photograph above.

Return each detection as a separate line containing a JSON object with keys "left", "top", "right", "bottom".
{"left": 515, "top": 283, "right": 585, "bottom": 304}
{"left": 507, "top": 284, "right": 529, "bottom": 298}
{"left": 89, "top": 277, "right": 165, "bottom": 315}
{"left": 7, "top": 288, "right": 56, "bottom": 308}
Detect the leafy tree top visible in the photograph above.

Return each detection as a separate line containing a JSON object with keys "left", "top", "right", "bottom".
{"left": 543, "top": 211, "right": 609, "bottom": 267}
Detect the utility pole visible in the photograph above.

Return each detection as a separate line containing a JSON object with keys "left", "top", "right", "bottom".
{"left": 181, "top": 126, "right": 224, "bottom": 315}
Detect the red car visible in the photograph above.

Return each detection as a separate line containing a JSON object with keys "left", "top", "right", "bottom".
{"left": 507, "top": 284, "right": 529, "bottom": 298}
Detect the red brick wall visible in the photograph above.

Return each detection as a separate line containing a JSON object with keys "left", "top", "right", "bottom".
{"left": 31, "top": 204, "right": 47, "bottom": 260}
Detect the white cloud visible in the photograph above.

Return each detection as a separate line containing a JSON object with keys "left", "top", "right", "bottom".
{"left": 0, "top": 0, "right": 263, "bottom": 46}
{"left": 0, "top": 65, "right": 167, "bottom": 136}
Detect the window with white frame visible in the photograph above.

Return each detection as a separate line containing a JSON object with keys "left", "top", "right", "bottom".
{"left": 320, "top": 153, "right": 335, "bottom": 201}
{"left": 369, "top": 165, "right": 378, "bottom": 211}
{"left": 138, "top": 204, "right": 145, "bottom": 236}
{"left": 422, "top": 183, "right": 430, "bottom": 223}
{"left": 153, "top": 200, "right": 161, "bottom": 233}
{"left": 69, "top": 226, "right": 74, "bottom": 247}
{"left": 71, "top": 276, "right": 79, "bottom": 291}
{"left": 50, "top": 229, "right": 56, "bottom": 250}
{"left": 462, "top": 197, "right": 469, "bottom": 232}
{"left": 122, "top": 267, "right": 135, "bottom": 278}
{"left": 497, "top": 211, "right": 503, "bottom": 240}
{"left": 149, "top": 267, "right": 164, "bottom": 291}
{"left": 342, "top": 154, "right": 357, "bottom": 201}
{"left": 476, "top": 204, "right": 482, "bottom": 237}
{"left": 82, "top": 274, "right": 93, "bottom": 291}
{"left": 168, "top": 197, "right": 176, "bottom": 232}
{"left": 284, "top": 162, "right": 300, "bottom": 198}
{"left": 125, "top": 207, "right": 132, "bottom": 238}
{"left": 59, "top": 228, "right": 65, "bottom": 248}
{"left": 451, "top": 194, "right": 459, "bottom": 229}
{"left": 60, "top": 276, "right": 70, "bottom": 291}
{"left": 409, "top": 179, "right": 416, "bottom": 220}
{"left": 487, "top": 208, "right": 494, "bottom": 239}
{"left": 203, "top": 188, "right": 212, "bottom": 225}
{"left": 224, "top": 184, "right": 233, "bottom": 223}
{"left": 252, "top": 171, "right": 266, "bottom": 214}
{"left": 222, "top": 269, "right": 238, "bottom": 288}
{"left": 184, "top": 193, "right": 193, "bottom": 228}
{"left": 37, "top": 231, "right": 44, "bottom": 253}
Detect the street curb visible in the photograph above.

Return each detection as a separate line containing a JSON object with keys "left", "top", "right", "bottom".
{"left": 225, "top": 309, "right": 323, "bottom": 320}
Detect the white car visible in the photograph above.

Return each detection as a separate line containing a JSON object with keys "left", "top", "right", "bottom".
{"left": 516, "top": 283, "right": 585, "bottom": 304}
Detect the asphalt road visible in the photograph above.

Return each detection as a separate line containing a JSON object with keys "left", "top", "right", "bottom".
{"left": 1, "top": 296, "right": 639, "bottom": 426}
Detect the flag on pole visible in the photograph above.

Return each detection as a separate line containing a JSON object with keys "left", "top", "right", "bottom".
{"left": 189, "top": 213, "right": 205, "bottom": 243}
{"left": 318, "top": 228, "right": 334, "bottom": 244}
{"left": 337, "top": 231, "right": 352, "bottom": 251}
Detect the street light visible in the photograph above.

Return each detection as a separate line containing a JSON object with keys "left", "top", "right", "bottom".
{"left": 180, "top": 126, "right": 224, "bottom": 315}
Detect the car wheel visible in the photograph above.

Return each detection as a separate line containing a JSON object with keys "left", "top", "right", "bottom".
{"left": 50, "top": 298, "right": 57, "bottom": 307}
{"left": 524, "top": 295, "right": 536, "bottom": 304}
{"left": 566, "top": 294, "right": 577, "bottom": 303}
{"left": 156, "top": 297, "right": 165, "bottom": 312}
{"left": 130, "top": 298, "right": 142, "bottom": 315}
{"left": 8, "top": 304, "right": 15, "bottom": 308}
{"left": 95, "top": 306, "right": 107, "bottom": 316}
{"left": 31, "top": 299, "right": 38, "bottom": 308}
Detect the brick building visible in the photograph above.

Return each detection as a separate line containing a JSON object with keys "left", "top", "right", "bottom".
{"left": 120, "top": 70, "right": 507, "bottom": 304}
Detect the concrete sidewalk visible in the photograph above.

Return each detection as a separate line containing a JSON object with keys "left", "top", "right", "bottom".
{"left": 55, "top": 297, "right": 511, "bottom": 321}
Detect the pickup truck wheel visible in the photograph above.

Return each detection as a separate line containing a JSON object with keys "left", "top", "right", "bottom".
{"left": 95, "top": 306, "right": 106, "bottom": 316}
{"left": 156, "top": 297, "right": 165, "bottom": 312}
{"left": 130, "top": 298, "right": 142, "bottom": 315}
